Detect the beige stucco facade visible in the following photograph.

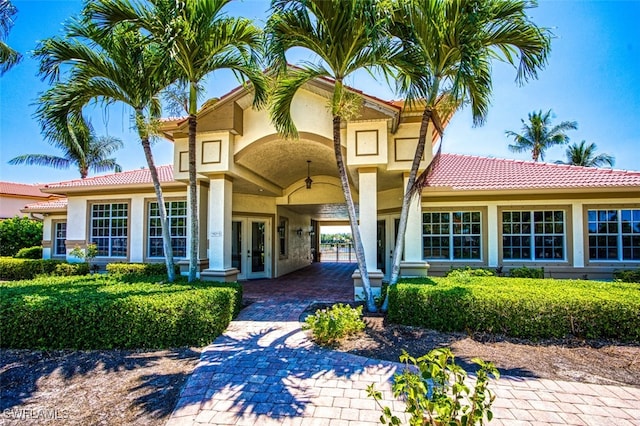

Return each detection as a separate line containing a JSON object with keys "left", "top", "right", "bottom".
{"left": 27, "top": 79, "right": 640, "bottom": 294}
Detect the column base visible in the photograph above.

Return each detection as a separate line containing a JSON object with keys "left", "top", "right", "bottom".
{"left": 399, "top": 261, "right": 430, "bottom": 278}
{"left": 200, "top": 268, "right": 239, "bottom": 283}
{"left": 352, "top": 269, "right": 385, "bottom": 302}
{"left": 178, "top": 259, "right": 210, "bottom": 276}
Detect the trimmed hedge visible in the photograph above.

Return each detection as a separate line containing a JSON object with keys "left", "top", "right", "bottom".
{"left": 388, "top": 277, "right": 640, "bottom": 342}
{"left": 14, "top": 246, "right": 43, "bottom": 259}
{"left": 0, "top": 257, "right": 64, "bottom": 280}
{"left": 106, "top": 262, "right": 180, "bottom": 277}
{"left": 0, "top": 275, "right": 243, "bottom": 349}
{"left": 614, "top": 269, "right": 640, "bottom": 283}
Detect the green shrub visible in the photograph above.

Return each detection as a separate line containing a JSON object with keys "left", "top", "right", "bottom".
{"left": 14, "top": 246, "right": 43, "bottom": 259}
{"left": 303, "top": 303, "right": 365, "bottom": 345}
{"left": 0, "top": 257, "right": 63, "bottom": 280}
{"left": 368, "top": 349, "right": 499, "bottom": 426}
{"left": 446, "top": 266, "right": 495, "bottom": 278}
{"left": 614, "top": 269, "right": 640, "bottom": 283}
{"left": 0, "top": 275, "right": 242, "bottom": 349}
{"left": 0, "top": 217, "right": 43, "bottom": 257}
{"left": 53, "top": 262, "right": 90, "bottom": 276}
{"left": 509, "top": 266, "right": 544, "bottom": 278}
{"left": 388, "top": 277, "right": 640, "bottom": 342}
{"left": 106, "top": 262, "right": 180, "bottom": 277}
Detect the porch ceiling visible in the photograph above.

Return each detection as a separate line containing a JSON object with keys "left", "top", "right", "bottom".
{"left": 235, "top": 139, "right": 338, "bottom": 189}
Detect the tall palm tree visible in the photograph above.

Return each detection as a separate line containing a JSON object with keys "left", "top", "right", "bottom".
{"left": 33, "top": 16, "right": 179, "bottom": 282}
{"left": 564, "top": 140, "right": 615, "bottom": 167}
{"left": 507, "top": 109, "right": 577, "bottom": 161}
{"left": 267, "top": 0, "right": 396, "bottom": 312}
{"left": 9, "top": 114, "right": 122, "bottom": 178}
{"left": 381, "top": 0, "right": 552, "bottom": 312}
{"left": 0, "top": 0, "right": 21, "bottom": 75}
{"left": 90, "top": 0, "right": 268, "bottom": 282}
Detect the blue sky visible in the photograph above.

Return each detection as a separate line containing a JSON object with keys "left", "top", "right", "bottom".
{"left": 1, "top": 0, "right": 639, "bottom": 184}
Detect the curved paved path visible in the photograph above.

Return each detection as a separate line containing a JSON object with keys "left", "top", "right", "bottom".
{"left": 167, "top": 264, "right": 640, "bottom": 425}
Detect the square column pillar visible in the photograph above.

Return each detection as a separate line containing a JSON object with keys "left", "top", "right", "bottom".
{"left": 201, "top": 175, "right": 238, "bottom": 282}
{"left": 487, "top": 204, "right": 499, "bottom": 267}
{"left": 571, "top": 202, "right": 585, "bottom": 268}
{"left": 400, "top": 173, "right": 429, "bottom": 277}
{"left": 353, "top": 167, "right": 384, "bottom": 300}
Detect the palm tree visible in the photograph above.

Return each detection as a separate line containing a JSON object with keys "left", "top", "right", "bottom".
{"left": 0, "top": 0, "right": 21, "bottom": 75}
{"left": 89, "top": 0, "right": 268, "bottom": 282}
{"left": 9, "top": 114, "right": 122, "bottom": 179}
{"left": 564, "top": 140, "right": 615, "bottom": 167}
{"left": 267, "top": 0, "right": 396, "bottom": 312}
{"left": 507, "top": 109, "right": 577, "bottom": 161}
{"left": 33, "top": 16, "right": 179, "bottom": 282}
{"left": 380, "top": 0, "right": 552, "bottom": 312}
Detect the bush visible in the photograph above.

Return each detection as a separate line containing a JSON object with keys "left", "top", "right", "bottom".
{"left": 388, "top": 276, "right": 640, "bottom": 342}
{"left": 614, "top": 269, "right": 640, "bottom": 283}
{"left": 446, "top": 266, "right": 495, "bottom": 279}
{"left": 368, "top": 348, "right": 499, "bottom": 426}
{"left": 14, "top": 246, "right": 43, "bottom": 259}
{"left": 0, "top": 275, "right": 243, "bottom": 349}
{"left": 303, "top": 303, "right": 365, "bottom": 345}
{"left": 106, "top": 262, "right": 180, "bottom": 277}
{"left": 54, "top": 262, "right": 90, "bottom": 276}
{"left": 0, "top": 257, "right": 63, "bottom": 280}
{"left": 0, "top": 217, "right": 43, "bottom": 257}
{"left": 509, "top": 266, "right": 544, "bottom": 278}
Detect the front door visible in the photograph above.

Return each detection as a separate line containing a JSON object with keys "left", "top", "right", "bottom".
{"left": 232, "top": 217, "right": 271, "bottom": 280}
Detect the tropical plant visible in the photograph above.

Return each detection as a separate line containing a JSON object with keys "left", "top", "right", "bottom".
{"left": 89, "top": 0, "right": 267, "bottom": 282}
{"left": 266, "top": 0, "right": 396, "bottom": 312}
{"left": 381, "top": 0, "right": 552, "bottom": 312}
{"left": 8, "top": 115, "right": 123, "bottom": 179}
{"left": 33, "top": 14, "right": 178, "bottom": 281}
{"left": 506, "top": 109, "right": 577, "bottom": 161}
{"left": 0, "top": 0, "right": 21, "bottom": 75}
{"left": 368, "top": 349, "right": 500, "bottom": 426}
{"left": 303, "top": 303, "right": 365, "bottom": 346}
{"left": 563, "top": 140, "right": 614, "bottom": 167}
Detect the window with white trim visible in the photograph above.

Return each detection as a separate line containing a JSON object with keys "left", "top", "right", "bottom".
{"left": 588, "top": 209, "right": 640, "bottom": 261}
{"left": 148, "top": 200, "right": 187, "bottom": 258}
{"left": 423, "top": 211, "right": 482, "bottom": 260}
{"left": 90, "top": 203, "right": 128, "bottom": 257}
{"left": 502, "top": 210, "right": 565, "bottom": 261}
{"left": 54, "top": 222, "right": 66, "bottom": 256}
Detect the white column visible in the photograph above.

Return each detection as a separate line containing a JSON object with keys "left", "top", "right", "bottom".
{"left": 572, "top": 202, "right": 585, "bottom": 267}
{"left": 404, "top": 174, "right": 423, "bottom": 262}
{"left": 487, "top": 204, "right": 499, "bottom": 267}
{"left": 202, "top": 175, "right": 237, "bottom": 282}
{"left": 358, "top": 167, "right": 378, "bottom": 270}
{"left": 129, "top": 195, "right": 144, "bottom": 262}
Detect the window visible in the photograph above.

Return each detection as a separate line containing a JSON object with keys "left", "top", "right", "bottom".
{"left": 278, "top": 217, "right": 288, "bottom": 258}
{"left": 90, "top": 203, "right": 128, "bottom": 257}
{"left": 423, "top": 211, "right": 481, "bottom": 260}
{"left": 588, "top": 209, "right": 640, "bottom": 261}
{"left": 502, "top": 210, "right": 565, "bottom": 261}
{"left": 54, "top": 222, "right": 66, "bottom": 256}
{"left": 148, "top": 200, "right": 187, "bottom": 258}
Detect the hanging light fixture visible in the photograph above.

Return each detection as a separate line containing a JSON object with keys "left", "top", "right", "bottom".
{"left": 305, "top": 160, "right": 313, "bottom": 189}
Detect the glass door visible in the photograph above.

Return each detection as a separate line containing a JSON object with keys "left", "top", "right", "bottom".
{"left": 233, "top": 217, "right": 270, "bottom": 280}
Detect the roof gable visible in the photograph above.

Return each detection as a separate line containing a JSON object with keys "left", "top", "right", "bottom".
{"left": 0, "top": 182, "right": 52, "bottom": 198}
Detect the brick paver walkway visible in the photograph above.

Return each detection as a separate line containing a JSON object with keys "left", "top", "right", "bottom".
{"left": 167, "top": 264, "right": 640, "bottom": 426}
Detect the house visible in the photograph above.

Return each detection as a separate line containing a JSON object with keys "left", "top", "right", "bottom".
{"left": 23, "top": 79, "right": 640, "bottom": 296}
{"left": 0, "top": 181, "right": 61, "bottom": 219}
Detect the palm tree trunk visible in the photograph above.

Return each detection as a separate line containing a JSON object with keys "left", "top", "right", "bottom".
{"left": 333, "top": 114, "right": 376, "bottom": 312}
{"left": 381, "top": 107, "right": 432, "bottom": 312}
{"left": 187, "top": 81, "right": 199, "bottom": 282}
{"left": 136, "top": 109, "right": 175, "bottom": 281}
{"left": 140, "top": 132, "right": 176, "bottom": 283}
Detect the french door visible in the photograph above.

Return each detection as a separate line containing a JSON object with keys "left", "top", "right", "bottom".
{"left": 231, "top": 217, "right": 271, "bottom": 280}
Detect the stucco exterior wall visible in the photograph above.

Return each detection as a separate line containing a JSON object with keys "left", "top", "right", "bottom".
{"left": 276, "top": 206, "right": 313, "bottom": 277}
{"left": 1, "top": 196, "right": 34, "bottom": 218}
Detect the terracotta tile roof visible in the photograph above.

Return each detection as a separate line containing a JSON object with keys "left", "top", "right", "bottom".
{"left": 426, "top": 154, "right": 640, "bottom": 191}
{"left": 0, "top": 181, "right": 52, "bottom": 198}
{"left": 22, "top": 198, "right": 68, "bottom": 212}
{"left": 43, "top": 165, "right": 175, "bottom": 190}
